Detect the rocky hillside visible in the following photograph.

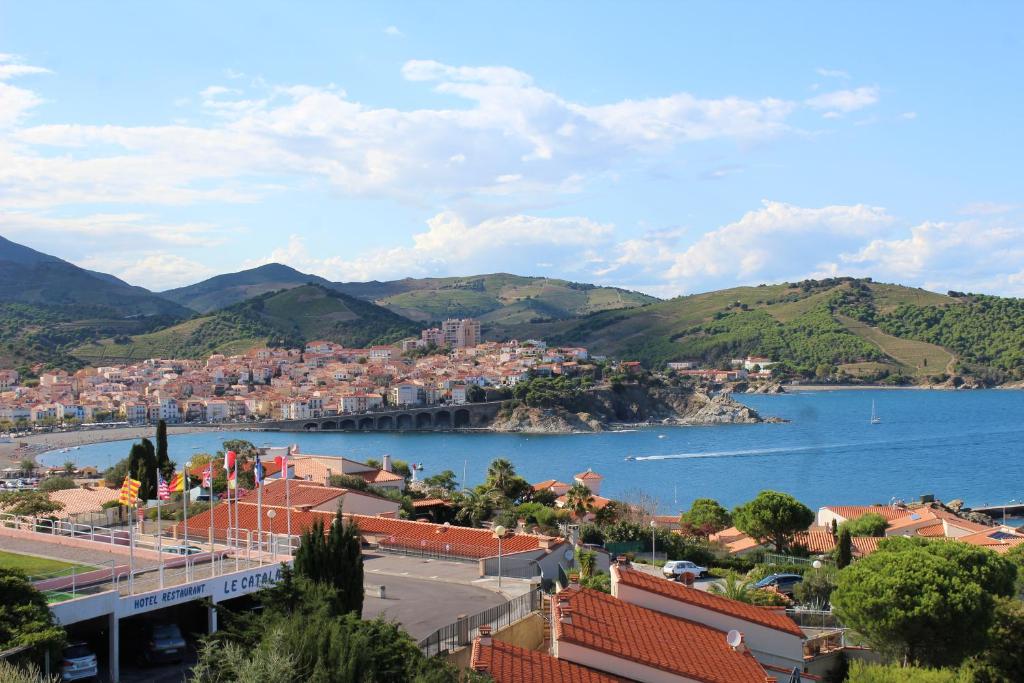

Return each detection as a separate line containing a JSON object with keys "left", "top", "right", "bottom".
{"left": 489, "top": 385, "right": 768, "bottom": 433}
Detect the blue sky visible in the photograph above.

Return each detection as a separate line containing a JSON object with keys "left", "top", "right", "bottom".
{"left": 1, "top": 2, "right": 1022, "bottom": 295}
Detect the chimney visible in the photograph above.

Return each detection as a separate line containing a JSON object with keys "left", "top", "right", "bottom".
{"left": 382, "top": 454, "right": 392, "bottom": 473}
{"left": 568, "top": 571, "right": 580, "bottom": 586}
{"left": 478, "top": 625, "right": 492, "bottom": 645}
{"left": 517, "top": 517, "right": 527, "bottom": 534}
{"left": 559, "top": 604, "right": 573, "bottom": 625}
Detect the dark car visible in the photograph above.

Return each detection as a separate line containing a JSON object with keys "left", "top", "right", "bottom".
{"left": 139, "top": 623, "right": 187, "bottom": 665}
{"left": 754, "top": 573, "right": 803, "bottom": 595}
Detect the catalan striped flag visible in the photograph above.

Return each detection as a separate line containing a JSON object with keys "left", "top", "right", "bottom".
{"left": 156, "top": 473, "right": 170, "bottom": 501}
{"left": 168, "top": 472, "right": 185, "bottom": 492}
{"left": 118, "top": 474, "right": 141, "bottom": 506}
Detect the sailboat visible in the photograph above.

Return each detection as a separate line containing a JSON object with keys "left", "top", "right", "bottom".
{"left": 870, "top": 400, "right": 881, "bottom": 424}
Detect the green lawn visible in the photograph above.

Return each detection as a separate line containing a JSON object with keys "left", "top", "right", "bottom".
{"left": 0, "top": 550, "right": 94, "bottom": 578}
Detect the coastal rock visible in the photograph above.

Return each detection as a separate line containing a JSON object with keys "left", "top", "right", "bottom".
{"left": 488, "top": 383, "right": 772, "bottom": 433}
{"left": 744, "top": 382, "right": 785, "bottom": 394}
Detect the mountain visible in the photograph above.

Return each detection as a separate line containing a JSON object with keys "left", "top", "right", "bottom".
{"left": 73, "top": 284, "right": 420, "bottom": 363}
{"left": 0, "top": 235, "right": 191, "bottom": 369}
{"left": 0, "top": 235, "right": 189, "bottom": 317}
{"left": 160, "top": 263, "right": 332, "bottom": 313}
{"left": 491, "top": 277, "right": 1024, "bottom": 384}
{"left": 331, "top": 273, "right": 658, "bottom": 323}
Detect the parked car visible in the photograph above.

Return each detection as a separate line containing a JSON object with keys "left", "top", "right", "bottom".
{"left": 662, "top": 560, "right": 708, "bottom": 581}
{"left": 139, "top": 623, "right": 187, "bottom": 665}
{"left": 163, "top": 544, "right": 203, "bottom": 556}
{"left": 60, "top": 642, "right": 98, "bottom": 682}
{"left": 754, "top": 573, "right": 803, "bottom": 595}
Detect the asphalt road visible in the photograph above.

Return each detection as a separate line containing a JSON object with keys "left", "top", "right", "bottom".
{"left": 363, "top": 573, "right": 505, "bottom": 640}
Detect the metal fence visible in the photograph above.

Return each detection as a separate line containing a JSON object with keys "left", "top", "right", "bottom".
{"left": 763, "top": 552, "right": 833, "bottom": 568}
{"left": 418, "top": 587, "right": 542, "bottom": 657}
{"left": 373, "top": 539, "right": 479, "bottom": 564}
{"left": 786, "top": 608, "right": 844, "bottom": 630}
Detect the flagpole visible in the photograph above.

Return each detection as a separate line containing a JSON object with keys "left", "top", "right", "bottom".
{"left": 183, "top": 463, "right": 191, "bottom": 581}
{"left": 157, "top": 496, "right": 164, "bottom": 588}
{"left": 225, "top": 458, "right": 232, "bottom": 554}
{"left": 285, "top": 446, "right": 292, "bottom": 557}
{"left": 128, "top": 505, "right": 135, "bottom": 594}
{"left": 257, "top": 459, "right": 264, "bottom": 565}
{"left": 209, "top": 464, "right": 216, "bottom": 577}
{"left": 232, "top": 455, "right": 239, "bottom": 571}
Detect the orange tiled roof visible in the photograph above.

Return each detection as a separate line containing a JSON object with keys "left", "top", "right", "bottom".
{"left": 248, "top": 478, "right": 347, "bottom": 509}
{"left": 823, "top": 505, "right": 912, "bottom": 523}
{"left": 354, "top": 515, "right": 564, "bottom": 558}
{"left": 915, "top": 521, "right": 946, "bottom": 537}
{"left": 958, "top": 528, "right": 1024, "bottom": 554}
{"left": 553, "top": 587, "right": 768, "bottom": 683}
{"left": 850, "top": 536, "right": 882, "bottom": 557}
{"left": 613, "top": 565, "right": 804, "bottom": 637}
{"left": 470, "top": 637, "right": 627, "bottom": 683}
{"left": 792, "top": 530, "right": 838, "bottom": 554}
{"left": 574, "top": 470, "right": 603, "bottom": 480}
{"left": 45, "top": 486, "right": 119, "bottom": 519}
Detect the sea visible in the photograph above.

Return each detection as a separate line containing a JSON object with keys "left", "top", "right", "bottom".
{"left": 40, "top": 390, "right": 1024, "bottom": 516}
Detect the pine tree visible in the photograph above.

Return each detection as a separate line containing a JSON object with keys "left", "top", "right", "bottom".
{"left": 293, "top": 510, "right": 363, "bottom": 616}
{"left": 836, "top": 528, "right": 853, "bottom": 569}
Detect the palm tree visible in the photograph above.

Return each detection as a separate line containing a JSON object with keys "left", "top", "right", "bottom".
{"left": 19, "top": 458, "right": 35, "bottom": 477}
{"left": 485, "top": 458, "right": 517, "bottom": 496}
{"left": 708, "top": 572, "right": 755, "bottom": 603}
{"left": 577, "top": 549, "right": 597, "bottom": 579}
{"left": 62, "top": 461, "right": 76, "bottom": 477}
{"left": 454, "top": 490, "right": 497, "bottom": 528}
{"left": 564, "top": 484, "right": 595, "bottom": 518}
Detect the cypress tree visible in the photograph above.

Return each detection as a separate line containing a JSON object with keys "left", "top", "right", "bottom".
{"left": 293, "top": 510, "right": 364, "bottom": 616}
{"left": 155, "top": 419, "right": 173, "bottom": 479}
{"left": 836, "top": 528, "right": 853, "bottom": 569}
{"left": 127, "top": 438, "right": 158, "bottom": 500}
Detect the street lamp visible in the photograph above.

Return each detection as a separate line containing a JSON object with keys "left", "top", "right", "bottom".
{"left": 493, "top": 525, "right": 506, "bottom": 589}
{"left": 267, "top": 509, "right": 277, "bottom": 558}
{"left": 650, "top": 519, "right": 657, "bottom": 563}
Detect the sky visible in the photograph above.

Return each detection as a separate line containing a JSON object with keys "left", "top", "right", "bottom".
{"left": 1, "top": 2, "right": 1023, "bottom": 296}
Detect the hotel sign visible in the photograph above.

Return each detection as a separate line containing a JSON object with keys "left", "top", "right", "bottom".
{"left": 119, "top": 564, "right": 285, "bottom": 617}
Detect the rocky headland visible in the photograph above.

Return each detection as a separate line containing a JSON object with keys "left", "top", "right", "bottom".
{"left": 488, "top": 384, "right": 777, "bottom": 434}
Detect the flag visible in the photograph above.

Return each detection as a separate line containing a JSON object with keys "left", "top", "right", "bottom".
{"left": 168, "top": 472, "right": 185, "bottom": 492}
{"left": 227, "top": 468, "right": 236, "bottom": 490}
{"left": 118, "top": 474, "right": 141, "bottom": 506}
{"left": 200, "top": 464, "right": 213, "bottom": 488}
{"left": 274, "top": 452, "right": 288, "bottom": 479}
{"left": 224, "top": 450, "right": 236, "bottom": 471}
{"left": 157, "top": 473, "right": 170, "bottom": 501}
{"left": 253, "top": 455, "right": 265, "bottom": 488}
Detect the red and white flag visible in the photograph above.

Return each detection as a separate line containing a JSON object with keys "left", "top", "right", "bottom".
{"left": 157, "top": 473, "right": 170, "bottom": 501}
{"left": 201, "top": 464, "right": 213, "bottom": 488}
{"left": 274, "top": 451, "right": 289, "bottom": 480}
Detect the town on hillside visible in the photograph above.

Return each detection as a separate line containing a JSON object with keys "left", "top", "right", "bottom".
{"left": 0, "top": 319, "right": 602, "bottom": 429}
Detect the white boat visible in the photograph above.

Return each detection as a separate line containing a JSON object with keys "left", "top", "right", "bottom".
{"left": 870, "top": 400, "right": 881, "bottom": 424}
{"left": 624, "top": 455, "right": 636, "bottom": 461}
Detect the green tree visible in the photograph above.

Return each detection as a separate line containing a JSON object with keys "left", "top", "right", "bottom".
{"left": 155, "top": 419, "right": 174, "bottom": 480}
{"left": 577, "top": 549, "right": 597, "bottom": 579}
{"left": 962, "top": 596, "right": 1024, "bottom": 682}
{"left": 836, "top": 528, "right": 853, "bottom": 569}
{"left": 37, "top": 477, "right": 77, "bottom": 493}
{"left": 839, "top": 512, "right": 888, "bottom": 537}
{"left": 0, "top": 568, "right": 65, "bottom": 664}
{"left": 732, "top": 490, "right": 814, "bottom": 552}
{"left": 293, "top": 511, "right": 363, "bottom": 616}
{"left": 422, "top": 470, "right": 459, "bottom": 494}
{"left": 127, "top": 438, "right": 158, "bottom": 500}
{"left": 794, "top": 566, "right": 837, "bottom": 609}
{"left": 832, "top": 548, "right": 993, "bottom": 667}
{"left": 563, "top": 484, "right": 595, "bottom": 518}
{"left": 61, "top": 461, "right": 76, "bottom": 477}
{"left": 0, "top": 491, "right": 63, "bottom": 517}
{"left": 466, "top": 384, "right": 486, "bottom": 403}
{"left": 876, "top": 536, "right": 1017, "bottom": 598}
{"left": 846, "top": 661, "right": 969, "bottom": 682}
{"left": 452, "top": 489, "right": 497, "bottom": 528}
{"left": 679, "top": 498, "right": 731, "bottom": 538}
{"left": 18, "top": 458, "right": 35, "bottom": 476}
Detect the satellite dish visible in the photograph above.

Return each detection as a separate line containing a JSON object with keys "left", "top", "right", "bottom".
{"left": 726, "top": 630, "right": 742, "bottom": 649}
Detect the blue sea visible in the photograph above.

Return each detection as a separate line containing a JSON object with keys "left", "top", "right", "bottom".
{"left": 41, "top": 390, "right": 1024, "bottom": 514}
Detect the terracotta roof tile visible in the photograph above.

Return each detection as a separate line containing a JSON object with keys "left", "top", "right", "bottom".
{"left": 850, "top": 536, "right": 882, "bottom": 557}
{"left": 823, "top": 505, "right": 911, "bottom": 523}
{"left": 470, "top": 637, "right": 626, "bottom": 683}
{"left": 554, "top": 587, "right": 768, "bottom": 683}
{"left": 45, "top": 486, "right": 119, "bottom": 518}
{"left": 613, "top": 565, "right": 804, "bottom": 637}
{"left": 792, "top": 530, "right": 838, "bottom": 554}
{"left": 355, "top": 516, "right": 563, "bottom": 558}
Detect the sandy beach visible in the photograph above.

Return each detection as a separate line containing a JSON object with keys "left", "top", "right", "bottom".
{"left": 1, "top": 425, "right": 227, "bottom": 469}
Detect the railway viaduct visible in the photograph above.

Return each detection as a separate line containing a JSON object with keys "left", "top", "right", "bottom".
{"left": 261, "top": 401, "right": 504, "bottom": 432}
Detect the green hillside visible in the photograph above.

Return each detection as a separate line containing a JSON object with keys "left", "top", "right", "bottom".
{"left": 73, "top": 284, "right": 420, "bottom": 363}
{"left": 333, "top": 273, "right": 657, "bottom": 323}
{"left": 493, "top": 278, "right": 989, "bottom": 383}
{"left": 160, "top": 263, "right": 332, "bottom": 313}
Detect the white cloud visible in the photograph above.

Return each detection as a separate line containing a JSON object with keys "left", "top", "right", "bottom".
{"left": 958, "top": 201, "right": 1018, "bottom": 216}
{"left": 900, "top": 111, "right": 918, "bottom": 120}
{"left": 815, "top": 67, "right": 850, "bottom": 80}
{"left": 76, "top": 252, "right": 216, "bottom": 290}
{"left": 2, "top": 59, "right": 826, "bottom": 212}
{"left": 0, "top": 210, "right": 228, "bottom": 248}
{"left": 805, "top": 86, "right": 879, "bottom": 115}
{"left": 0, "top": 55, "right": 49, "bottom": 128}
{"left": 246, "top": 211, "right": 613, "bottom": 281}
{"left": 383, "top": 25, "right": 403, "bottom": 37}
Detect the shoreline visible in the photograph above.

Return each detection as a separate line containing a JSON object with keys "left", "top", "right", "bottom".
{"left": 1, "top": 425, "right": 227, "bottom": 468}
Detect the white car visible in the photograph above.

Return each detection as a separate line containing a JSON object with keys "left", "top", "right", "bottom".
{"left": 662, "top": 560, "right": 708, "bottom": 581}
{"left": 60, "top": 642, "right": 98, "bottom": 682}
